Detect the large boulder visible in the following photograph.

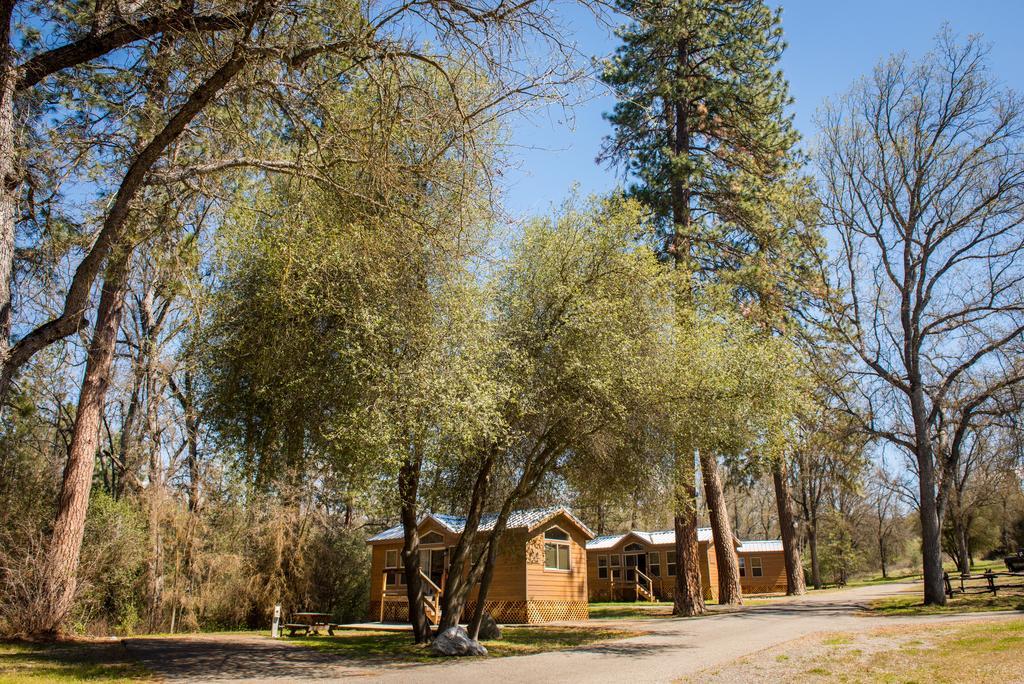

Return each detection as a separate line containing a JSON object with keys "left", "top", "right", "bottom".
{"left": 431, "top": 626, "right": 488, "bottom": 657}
{"left": 477, "top": 613, "right": 502, "bottom": 640}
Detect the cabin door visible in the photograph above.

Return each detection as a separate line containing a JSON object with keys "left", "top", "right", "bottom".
{"left": 624, "top": 552, "right": 647, "bottom": 582}
{"left": 419, "top": 548, "right": 447, "bottom": 594}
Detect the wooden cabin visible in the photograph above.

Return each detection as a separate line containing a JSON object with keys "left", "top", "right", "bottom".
{"left": 586, "top": 530, "right": 789, "bottom": 601}
{"left": 366, "top": 506, "right": 593, "bottom": 624}
{"left": 586, "top": 529, "right": 720, "bottom": 602}
{"left": 736, "top": 539, "right": 788, "bottom": 594}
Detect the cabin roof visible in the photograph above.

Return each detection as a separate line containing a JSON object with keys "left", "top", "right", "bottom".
{"left": 586, "top": 527, "right": 713, "bottom": 550}
{"left": 367, "top": 506, "right": 595, "bottom": 544}
{"left": 737, "top": 539, "right": 784, "bottom": 553}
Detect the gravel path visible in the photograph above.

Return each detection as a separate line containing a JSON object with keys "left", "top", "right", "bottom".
{"left": 123, "top": 582, "right": 1020, "bottom": 683}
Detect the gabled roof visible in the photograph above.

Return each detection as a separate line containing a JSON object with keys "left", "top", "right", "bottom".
{"left": 737, "top": 539, "right": 784, "bottom": 553}
{"left": 587, "top": 527, "right": 713, "bottom": 550}
{"left": 367, "top": 506, "right": 595, "bottom": 544}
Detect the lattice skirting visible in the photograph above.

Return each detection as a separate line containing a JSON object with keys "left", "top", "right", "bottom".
{"left": 367, "top": 599, "right": 586, "bottom": 624}
{"left": 740, "top": 582, "right": 788, "bottom": 595}
{"left": 527, "top": 600, "right": 589, "bottom": 622}
{"left": 368, "top": 599, "right": 411, "bottom": 623}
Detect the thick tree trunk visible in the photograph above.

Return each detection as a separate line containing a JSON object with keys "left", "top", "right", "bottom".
{"left": 673, "top": 450, "right": 705, "bottom": 616}
{"left": 911, "top": 387, "right": 946, "bottom": 605}
{"left": 772, "top": 459, "right": 806, "bottom": 596}
{"left": 38, "top": 261, "right": 129, "bottom": 635}
{"left": 699, "top": 450, "right": 742, "bottom": 605}
{"left": 0, "top": 4, "right": 16, "bottom": 390}
{"left": 398, "top": 454, "right": 431, "bottom": 643}
{"left": 808, "top": 515, "right": 822, "bottom": 589}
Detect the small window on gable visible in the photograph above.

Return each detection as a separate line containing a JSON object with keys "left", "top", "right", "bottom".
{"left": 421, "top": 531, "right": 444, "bottom": 545}
{"left": 623, "top": 542, "right": 644, "bottom": 552}
{"left": 543, "top": 527, "right": 571, "bottom": 570}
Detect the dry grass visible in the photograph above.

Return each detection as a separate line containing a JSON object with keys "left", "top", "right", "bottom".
{"left": 870, "top": 589, "right": 1024, "bottom": 615}
{"left": 685, "top": 618, "right": 1024, "bottom": 683}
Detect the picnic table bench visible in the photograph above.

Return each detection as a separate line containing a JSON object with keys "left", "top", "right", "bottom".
{"left": 943, "top": 570, "right": 1024, "bottom": 598}
{"left": 284, "top": 612, "right": 338, "bottom": 636}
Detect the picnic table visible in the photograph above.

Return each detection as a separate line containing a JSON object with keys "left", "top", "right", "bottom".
{"left": 284, "top": 612, "right": 335, "bottom": 636}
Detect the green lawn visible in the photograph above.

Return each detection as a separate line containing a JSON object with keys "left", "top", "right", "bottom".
{"left": 587, "top": 602, "right": 675, "bottom": 619}
{"left": 0, "top": 641, "right": 151, "bottom": 683}
{"left": 286, "top": 625, "right": 643, "bottom": 660}
{"left": 689, "top": 618, "right": 1024, "bottom": 682}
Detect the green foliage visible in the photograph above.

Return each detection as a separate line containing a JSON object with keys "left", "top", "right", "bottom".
{"left": 600, "top": 0, "right": 822, "bottom": 325}
{"left": 72, "top": 492, "right": 148, "bottom": 636}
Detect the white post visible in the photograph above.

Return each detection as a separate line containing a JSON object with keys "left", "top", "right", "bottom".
{"left": 272, "top": 604, "right": 281, "bottom": 638}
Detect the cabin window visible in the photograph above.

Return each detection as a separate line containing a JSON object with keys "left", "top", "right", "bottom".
{"left": 543, "top": 527, "right": 571, "bottom": 570}
{"left": 544, "top": 541, "right": 570, "bottom": 570}
{"left": 648, "top": 552, "right": 660, "bottom": 577}
{"left": 738, "top": 557, "right": 746, "bottom": 577}
{"left": 751, "top": 556, "right": 763, "bottom": 577}
{"left": 623, "top": 542, "right": 644, "bottom": 552}
{"left": 384, "top": 548, "right": 405, "bottom": 586}
{"left": 421, "top": 531, "right": 444, "bottom": 545}
{"left": 598, "top": 555, "right": 609, "bottom": 579}
{"left": 610, "top": 554, "right": 621, "bottom": 579}
{"left": 666, "top": 551, "right": 676, "bottom": 577}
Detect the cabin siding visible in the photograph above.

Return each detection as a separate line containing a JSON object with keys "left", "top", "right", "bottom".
{"left": 525, "top": 516, "right": 589, "bottom": 600}
{"left": 738, "top": 550, "right": 787, "bottom": 594}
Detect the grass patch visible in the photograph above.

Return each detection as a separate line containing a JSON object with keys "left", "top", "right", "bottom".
{"left": 869, "top": 590, "right": 1024, "bottom": 616}
{"left": 587, "top": 602, "right": 674, "bottom": 620}
{"left": 286, "top": 625, "right": 644, "bottom": 661}
{"left": 0, "top": 640, "right": 151, "bottom": 683}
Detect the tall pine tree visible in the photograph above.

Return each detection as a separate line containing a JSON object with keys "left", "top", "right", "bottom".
{"left": 600, "top": 0, "right": 816, "bottom": 613}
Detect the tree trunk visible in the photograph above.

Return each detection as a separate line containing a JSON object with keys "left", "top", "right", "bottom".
{"left": 673, "top": 450, "right": 705, "bottom": 616}
{"left": 772, "top": 459, "right": 806, "bottom": 596}
{"left": 0, "top": 4, "right": 16, "bottom": 390}
{"left": 699, "top": 450, "right": 742, "bottom": 605}
{"left": 911, "top": 387, "right": 946, "bottom": 605}
{"left": 439, "top": 445, "right": 495, "bottom": 631}
{"left": 38, "top": 260, "right": 129, "bottom": 635}
{"left": 808, "top": 514, "right": 821, "bottom": 589}
{"left": 954, "top": 515, "right": 971, "bottom": 575}
{"left": 398, "top": 453, "right": 431, "bottom": 643}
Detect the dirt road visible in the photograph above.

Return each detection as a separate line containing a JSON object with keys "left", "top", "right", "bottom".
{"left": 124, "top": 582, "right": 1019, "bottom": 683}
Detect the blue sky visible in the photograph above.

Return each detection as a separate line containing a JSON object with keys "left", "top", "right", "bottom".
{"left": 501, "top": 0, "right": 1024, "bottom": 217}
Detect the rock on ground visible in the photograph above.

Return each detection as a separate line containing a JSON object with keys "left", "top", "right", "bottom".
{"left": 431, "top": 627, "right": 488, "bottom": 657}
{"left": 477, "top": 613, "right": 501, "bottom": 640}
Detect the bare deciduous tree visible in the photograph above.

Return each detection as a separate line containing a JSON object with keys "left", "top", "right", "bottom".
{"left": 816, "top": 29, "right": 1024, "bottom": 605}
